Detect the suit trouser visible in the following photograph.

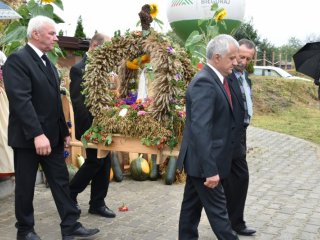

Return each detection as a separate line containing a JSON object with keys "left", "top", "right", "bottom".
{"left": 179, "top": 175, "right": 238, "bottom": 240}
{"left": 69, "top": 149, "right": 111, "bottom": 209}
{"left": 13, "top": 146, "right": 81, "bottom": 236}
{"left": 222, "top": 126, "right": 249, "bottom": 229}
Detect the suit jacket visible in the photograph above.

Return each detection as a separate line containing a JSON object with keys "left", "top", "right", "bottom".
{"left": 3, "top": 44, "right": 69, "bottom": 148}
{"left": 227, "top": 70, "right": 252, "bottom": 157}
{"left": 69, "top": 55, "right": 93, "bottom": 140}
{"left": 177, "top": 64, "right": 235, "bottom": 179}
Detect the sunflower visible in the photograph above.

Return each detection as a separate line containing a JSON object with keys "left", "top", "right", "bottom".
{"left": 214, "top": 8, "right": 227, "bottom": 22}
{"left": 41, "top": 0, "right": 55, "bottom": 3}
{"left": 149, "top": 3, "right": 158, "bottom": 18}
{"left": 126, "top": 60, "right": 139, "bottom": 70}
{"left": 126, "top": 54, "right": 150, "bottom": 70}
{"left": 140, "top": 54, "right": 150, "bottom": 64}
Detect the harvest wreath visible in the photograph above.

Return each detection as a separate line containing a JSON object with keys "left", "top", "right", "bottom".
{"left": 81, "top": 4, "right": 196, "bottom": 150}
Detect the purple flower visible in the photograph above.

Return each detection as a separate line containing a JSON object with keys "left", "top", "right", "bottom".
{"left": 167, "top": 46, "right": 175, "bottom": 54}
{"left": 123, "top": 91, "right": 138, "bottom": 105}
{"left": 64, "top": 150, "right": 70, "bottom": 158}
{"left": 169, "top": 98, "right": 177, "bottom": 104}
{"left": 66, "top": 120, "right": 72, "bottom": 128}
{"left": 175, "top": 73, "right": 182, "bottom": 81}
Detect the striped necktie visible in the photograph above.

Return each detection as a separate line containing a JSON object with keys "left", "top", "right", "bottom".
{"left": 240, "top": 74, "right": 253, "bottom": 118}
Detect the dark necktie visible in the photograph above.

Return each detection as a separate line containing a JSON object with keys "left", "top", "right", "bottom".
{"left": 223, "top": 78, "right": 233, "bottom": 108}
{"left": 41, "top": 54, "right": 57, "bottom": 87}
{"left": 41, "top": 54, "right": 51, "bottom": 68}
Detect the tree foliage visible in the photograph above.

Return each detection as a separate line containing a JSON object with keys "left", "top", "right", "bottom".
{"left": 256, "top": 38, "right": 275, "bottom": 66}
{"left": 233, "top": 19, "right": 260, "bottom": 46}
{"left": 73, "top": 16, "right": 86, "bottom": 56}
{"left": 74, "top": 15, "right": 86, "bottom": 38}
{"left": 58, "top": 29, "right": 64, "bottom": 36}
{"left": 0, "top": 0, "right": 64, "bottom": 63}
{"left": 278, "top": 37, "right": 303, "bottom": 64}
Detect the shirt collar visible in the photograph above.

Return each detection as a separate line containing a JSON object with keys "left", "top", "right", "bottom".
{"left": 206, "top": 63, "right": 224, "bottom": 84}
{"left": 27, "top": 42, "right": 45, "bottom": 59}
{"left": 234, "top": 69, "right": 247, "bottom": 80}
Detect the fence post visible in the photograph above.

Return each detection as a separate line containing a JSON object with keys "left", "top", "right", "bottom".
{"left": 279, "top": 53, "right": 282, "bottom": 68}
{"left": 272, "top": 51, "right": 275, "bottom": 66}
{"left": 285, "top": 53, "right": 288, "bottom": 69}
{"left": 254, "top": 51, "right": 257, "bottom": 66}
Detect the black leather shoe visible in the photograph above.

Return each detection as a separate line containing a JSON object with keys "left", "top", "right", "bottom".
{"left": 17, "top": 231, "right": 41, "bottom": 240}
{"left": 234, "top": 226, "right": 256, "bottom": 236}
{"left": 89, "top": 206, "right": 116, "bottom": 218}
{"left": 62, "top": 226, "right": 99, "bottom": 240}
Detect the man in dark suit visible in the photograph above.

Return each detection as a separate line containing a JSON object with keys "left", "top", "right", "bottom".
{"left": 3, "top": 16, "right": 99, "bottom": 240}
{"left": 177, "top": 34, "right": 239, "bottom": 240}
{"left": 69, "top": 33, "right": 116, "bottom": 218}
{"left": 222, "top": 39, "right": 256, "bottom": 236}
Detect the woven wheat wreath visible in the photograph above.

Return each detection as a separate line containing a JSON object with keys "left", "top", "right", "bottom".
{"left": 81, "top": 4, "right": 196, "bottom": 149}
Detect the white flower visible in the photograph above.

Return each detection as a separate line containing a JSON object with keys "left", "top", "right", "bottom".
{"left": 119, "top": 108, "right": 128, "bottom": 117}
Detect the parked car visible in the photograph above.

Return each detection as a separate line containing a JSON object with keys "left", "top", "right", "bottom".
{"left": 252, "top": 66, "right": 311, "bottom": 81}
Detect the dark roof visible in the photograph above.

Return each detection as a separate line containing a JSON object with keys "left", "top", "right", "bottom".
{"left": 58, "top": 36, "right": 90, "bottom": 51}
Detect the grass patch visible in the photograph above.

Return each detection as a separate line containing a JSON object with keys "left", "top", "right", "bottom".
{"left": 250, "top": 75, "right": 320, "bottom": 145}
{"left": 252, "top": 106, "right": 320, "bottom": 145}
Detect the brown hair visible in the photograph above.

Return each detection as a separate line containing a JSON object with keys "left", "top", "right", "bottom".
{"left": 90, "top": 33, "right": 110, "bottom": 48}
{"left": 238, "top": 39, "right": 256, "bottom": 53}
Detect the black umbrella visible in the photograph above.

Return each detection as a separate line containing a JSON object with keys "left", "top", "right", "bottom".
{"left": 293, "top": 42, "right": 320, "bottom": 80}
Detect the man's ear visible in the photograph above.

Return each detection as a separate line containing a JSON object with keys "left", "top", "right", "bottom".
{"left": 213, "top": 53, "right": 221, "bottom": 63}
{"left": 32, "top": 30, "right": 40, "bottom": 41}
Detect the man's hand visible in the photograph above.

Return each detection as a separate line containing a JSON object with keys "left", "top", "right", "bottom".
{"left": 34, "top": 134, "right": 51, "bottom": 156}
{"left": 204, "top": 174, "right": 220, "bottom": 189}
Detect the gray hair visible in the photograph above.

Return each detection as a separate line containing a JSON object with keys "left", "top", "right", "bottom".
{"left": 206, "top": 34, "right": 239, "bottom": 60}
{"left": 238, "top": 38, "right": 256, "bottom": 52}
{"left": 27, "top": 15, "right": 56, "bottom": 39}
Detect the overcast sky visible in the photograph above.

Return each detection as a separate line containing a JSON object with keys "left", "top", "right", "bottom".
{"left": 56, "top": 0, "right": 320, "bottom": 46}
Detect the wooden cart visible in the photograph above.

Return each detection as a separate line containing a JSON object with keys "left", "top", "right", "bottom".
{"left": 62, "top": 95, "right": 180, "bottom": 167}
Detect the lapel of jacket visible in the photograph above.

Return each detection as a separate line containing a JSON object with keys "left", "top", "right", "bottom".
{"left": 80, "top": 55, "right": 87, "bottom": 76}
{"left": 228, "top": 71, "right": 245, "bottom": 110}
{"left": 45, "top": 59, "right": 60, "bottom": 88}
{"left": 203, "top": 65, "right": 234, "bottom": 111}
{"left": 25, "top": 45, "right": 59, "bottom": 90}
{"left": 244, "top": 71, "right": 252, "bottom": 88}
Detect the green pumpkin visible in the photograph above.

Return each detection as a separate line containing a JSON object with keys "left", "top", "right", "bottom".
{"left": 149, "top": 154, "right": 158, "bottom": 181}
{"left": 164, "top": 156, "right": 177, "bottom": 185}
{"left": 130, "top": 154, "right": 150, "bottom": 181}
{"left": 111, "top": 152, "right": 124, "bottom": 182}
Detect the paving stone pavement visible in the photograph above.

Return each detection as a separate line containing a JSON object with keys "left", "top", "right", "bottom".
{"left": 0, "top": 126, "right": 320, "bottom": 240}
